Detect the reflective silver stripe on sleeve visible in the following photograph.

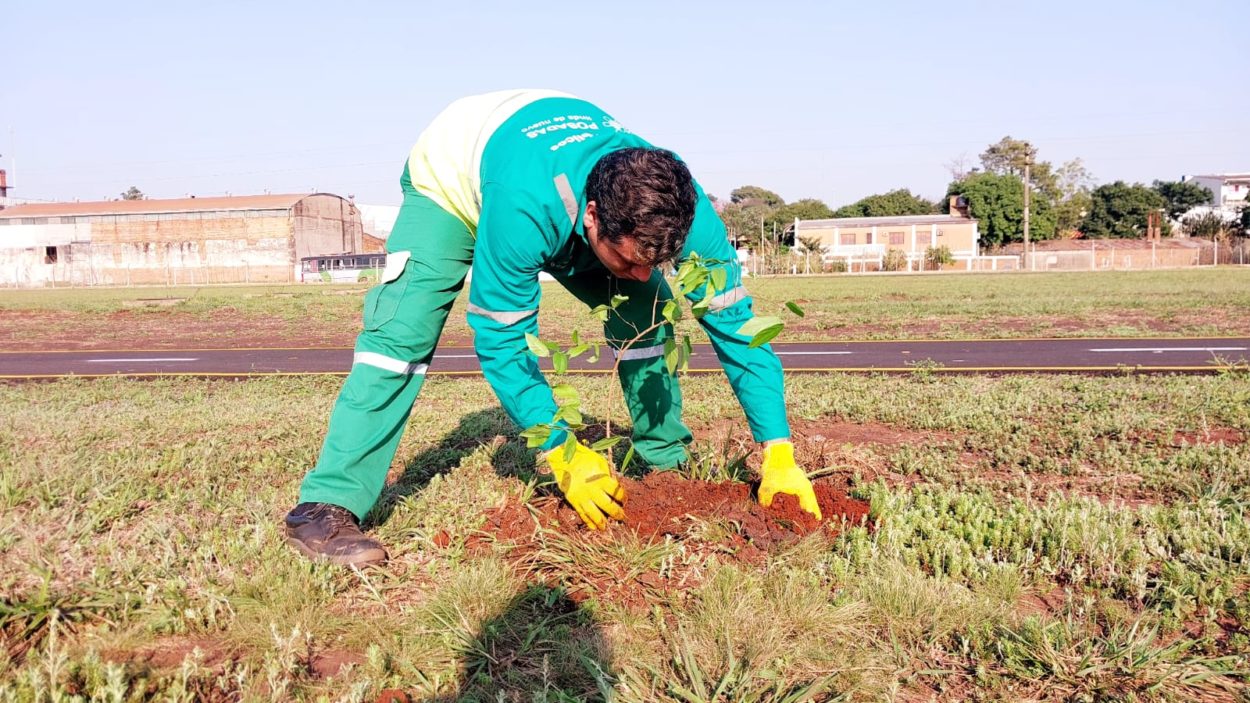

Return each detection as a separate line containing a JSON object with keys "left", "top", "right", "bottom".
{"left": 705, "top": 285, "right": 748, "bottom": 312}
{"left": 467, "top": 302, "right": 538, "bottom": 326}
{"left": 554, "top": 173, "right": 579, "bottom": 229}
{"left": 353, "top": 352, "right": 428, "bottom": 376}
{"left": 612, "top": 344, "right": 666, "bottom": 361}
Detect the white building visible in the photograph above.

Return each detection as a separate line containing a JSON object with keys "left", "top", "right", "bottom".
{"left": 1181, "top": 173, "right": 1250, "bottom": 210}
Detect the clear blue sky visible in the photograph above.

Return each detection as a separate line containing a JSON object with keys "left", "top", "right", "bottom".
{"left": 3, "top": 0, "right": 1245, "bottom": 207}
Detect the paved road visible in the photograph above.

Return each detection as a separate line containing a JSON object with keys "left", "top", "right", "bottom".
{"left": 1, "top": 338, "right": 1246, "bottom": 379}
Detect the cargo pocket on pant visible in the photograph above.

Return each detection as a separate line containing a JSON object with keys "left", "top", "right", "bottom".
{"left": 363, "top": 251, "right": 411, "bottom": 331}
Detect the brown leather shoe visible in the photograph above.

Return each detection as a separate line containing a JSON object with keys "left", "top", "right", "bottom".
{"left": 284, "top": 502, "right": 388, "bottom": 567}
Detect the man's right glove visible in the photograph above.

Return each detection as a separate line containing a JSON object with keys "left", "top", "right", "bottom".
{"left": 758, "top": 441, "right": 822, "bottom": 520}
{"left": 546, "top": 442, "right": 627, "bottom": 530}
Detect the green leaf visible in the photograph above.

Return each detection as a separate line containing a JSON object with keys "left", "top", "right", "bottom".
{"left": 561, "top": 432, "right": 578, "bottom": 463}
{"left": 737, "top": 315, "right": 785, "bottom": 349}
{"left": 555, "top": 404, "right": 583, "bottom": 427}
{"left": 785, "top": 300, "right": 806, "bottom": 317}
{"left": 661, "top": 299, "right": 682, "bottom": 324}
{"left": 552, "top": 383, "right": 579, "bottom": 404}
{"left": 571, "top": 329, "right": 580, "bottom": 346}
{"left": 610, "top": 294, "right": 629, "bottom": 309}
{"left": 552, "top": 350, "right": 568, "bottom": 374}
{"left": 664, "top": 338, "right": 679, "bottom": 375}
{"left": 681, "top": 335, "right": 693, "bottom": 372}
{"left": 525, "top": 333, "right": 551, "bottom": 358}
{"left": 520, "top": 425, "right": 552, "bottom": 449}
{"left": 587, "top": 343, "right": 601, "bottom": 364}
{"left": 620, "top": 444, "right": 636, "bottom": 471}
{"left": 710, "top": 268, "right": 728, "bottom": 291}
{"left": 679, "top": 268, "right": 708, "bottom": 296}
{"left": 590, "top": 436, "right": 623, "bottom": 451}
{"left": 736, "top": 315, "right": 783, "bottom": 338}
{"left": 691, "top": 297, "right": 710, "bottom": 319}
{"left": 590, "top": 304, "right": 611, "bottom": 322}
{"left": 568, "top": 343, "right": 589, "bottom": 359}
{"left": 747, "top": 323, "right": 784, "bottom": 349}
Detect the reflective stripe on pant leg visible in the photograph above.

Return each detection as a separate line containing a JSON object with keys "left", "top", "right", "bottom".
{"left": 298, "top": 182, "right": 473, "bottom": 520}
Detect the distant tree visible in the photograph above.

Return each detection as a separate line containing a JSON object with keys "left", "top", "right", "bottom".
{"left": 717, "top": 202, "right": 761, "bottom": 248}
{"left": 119, "top": 186, "right": 145, "bottom": 201}
{"left": 979, "top": 136, "right": 1036, "bottom": 177}
{"left": 979, "top": 136, "right": 1060, "bottom": 200}
{"left": 729, "top": 185, "right": 784, "bottom": 208}
{"left": 925, "top": 245, "right": 955, "bottom": 268}
{"left": 1053, "top": 158, "right": 1096, "bottom": 235}
{"left": 1182, "top": 211, "right": 1241, "bottom": 242}
{"left": 1080, "top": 181, "right": 1169, "bottom": 238}
{"left": 771, "top": 198, "right": 833, "bottom": 236}
{"left": 1242, "top": 204, "right": 1250, "bottom": 232}
{"left": 943, "top": 153, "right": 977, "bottom": 181}
{"left": 1152, "top": 180, "right": 1214, "bottom": 220}
{"left": 832, "top": 189, "right": 935, "bottom": 218}
{"left": 797, "top": 234, "right": 825, "bottom": 253}
{"left": 944, "top": 172, "right": 1057, "bottom": 247}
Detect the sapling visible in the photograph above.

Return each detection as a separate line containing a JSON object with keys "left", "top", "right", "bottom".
{"left": 521, "top": 253, "right": 803, "bottom": 471}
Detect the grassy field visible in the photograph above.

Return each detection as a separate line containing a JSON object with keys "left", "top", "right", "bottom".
{"left": 1, "top": 268, "right": 1248, "bottom": 350}
{"left": 2, "top": 369, "right": 1248, "bottom": 701}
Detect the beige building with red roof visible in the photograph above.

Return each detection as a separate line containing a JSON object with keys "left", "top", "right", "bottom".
{"left": 0, "top": 193, "right": 362, "bottom": 286}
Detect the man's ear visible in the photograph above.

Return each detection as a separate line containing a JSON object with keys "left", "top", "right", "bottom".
{"left": 583, "top": 201, "right": 598, "bottom": 236}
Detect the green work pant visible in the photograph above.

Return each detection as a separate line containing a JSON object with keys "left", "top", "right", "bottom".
{"left": 298, "top": 187, "right": 692, "bottom": 520}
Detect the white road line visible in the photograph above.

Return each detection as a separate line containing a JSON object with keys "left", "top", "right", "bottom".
{"left": 1088, "top": 347, "right": 1246, "bottom": 353}
{"left": 87, "top": 358, "right": 199, "bottom": 363}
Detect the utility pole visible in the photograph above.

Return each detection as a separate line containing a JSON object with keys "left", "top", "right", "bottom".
{"left": 1023, "top": 145, "right": 1033, "bottom": 271}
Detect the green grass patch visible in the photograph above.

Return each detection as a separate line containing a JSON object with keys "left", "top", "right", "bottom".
{"left": 1, "top": 372, "right": 1248, "bottom": 699}
{"left": 2, "top": 268, "right": 1248, "bottom": 344}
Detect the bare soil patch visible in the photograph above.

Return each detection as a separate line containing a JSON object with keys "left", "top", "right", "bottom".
{"left": 1169, "top": 428, "right": 1245, "bottom": 447}
{"left": 471, "top": 472, "right": 870, "bottom": 609}
{"left": 106, "top": 636, "right": 235, "bottom": 670}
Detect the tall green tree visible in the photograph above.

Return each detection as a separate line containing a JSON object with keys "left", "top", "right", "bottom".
{"left": 832, "top": 189, "right": 935, "bottom": 218}
{"left": 119, "top": 186, "right": 145, "bottom": 201}
{"left": 729, "top": 185, "right": 784, "bottom": 208}
{"left": 979, "top": 136, "right": 1060, "bottom": 200}
{"left": 717, "top": 202, "right": 763, "bottom": 248}
{"left": 1152, "top": 180, "right": 1213, "bottom": 220}
{"left": 944, "top": 172, "right": 1057, "bottom": 247}
{"left": 769, "top": 198, "right": 833, "bottom": 245}
{"left": 1080, "top": 182, "right": 1168, "bottom": 238}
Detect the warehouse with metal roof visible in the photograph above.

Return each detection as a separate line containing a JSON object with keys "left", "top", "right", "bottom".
{"left": 0, "top": 193, "right": 362, "bottom": 286}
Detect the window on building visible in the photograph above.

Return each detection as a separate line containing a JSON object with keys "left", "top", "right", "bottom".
{"left": 917, "top": 233, "right": 933, "bottom": 247}
{"left": 45, "top": 246, "right": 58, "bottom": 264}
{"left": 889, "top": 231, "right": 905, "bottom": 246}
{"left": 840, "top": 233, "right": 855, "bottom": 246}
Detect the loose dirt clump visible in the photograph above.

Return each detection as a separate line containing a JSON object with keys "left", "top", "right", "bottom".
{"left": 481, "top": 472, "right": 869, "bottom": 551}
{"left": 618, "top": 472, "right": 869, "bottom": 548}
{"left": 471, "top": 473, "right": 871, "bottom": 608}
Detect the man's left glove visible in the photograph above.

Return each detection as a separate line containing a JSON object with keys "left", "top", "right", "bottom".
{"left": 758, "top": 441, "right": 822, "bottom": 520}
{"left": 546, "top": 442, "right": 627, "bottom": 530}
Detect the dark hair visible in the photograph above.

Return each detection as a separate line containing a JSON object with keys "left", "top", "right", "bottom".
{"left": 585, "top": 147, "right": 697, "bottom": 266}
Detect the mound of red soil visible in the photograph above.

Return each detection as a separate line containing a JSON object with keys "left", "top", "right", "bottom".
{"left": 478, "top": 472, "right": 871, "bottom": 551}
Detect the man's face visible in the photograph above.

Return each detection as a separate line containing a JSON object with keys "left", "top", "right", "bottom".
{"left": 584, "top": 201, "right": 655, "bottom": 282}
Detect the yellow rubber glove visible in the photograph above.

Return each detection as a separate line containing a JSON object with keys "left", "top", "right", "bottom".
{"left": 546, "top": 442, "right": 627, "bottom": 530}
{"left": 758, "top": 441, "right": 822, "bottom": 520}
